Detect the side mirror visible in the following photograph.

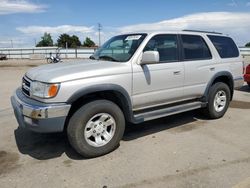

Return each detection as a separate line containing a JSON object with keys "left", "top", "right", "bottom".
{"left": 140, "top": 51, "right": 159, "bottom": 65}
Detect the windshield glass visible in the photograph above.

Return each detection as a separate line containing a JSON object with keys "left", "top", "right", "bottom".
{"left": 91, "top": 33, "right": 147, "bottom": 62}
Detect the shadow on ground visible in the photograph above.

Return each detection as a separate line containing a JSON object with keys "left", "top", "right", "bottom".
{"left": 14, "top": 110, "right": 204, "bottom": 160}
{"left": 14, "top": 128, "right": 83, "bottom": 160}
{"left": 236, "top": 85, "right": 250, "bottom": 92}
{"left": 123, "top": 110, "right": 202, "bottom": 141}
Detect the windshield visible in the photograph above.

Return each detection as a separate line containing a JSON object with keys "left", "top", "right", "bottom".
{"left": 90, "top": 33, "right": 147, "bottom": 62}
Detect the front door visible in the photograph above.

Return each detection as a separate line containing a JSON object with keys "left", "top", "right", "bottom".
{"left": 132, "top": 34, "right": 184, "bottom": 110}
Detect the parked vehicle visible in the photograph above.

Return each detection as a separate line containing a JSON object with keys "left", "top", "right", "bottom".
{"left": 244, "top": 64, "right": 250, "bottom": 87}
{"left": 11, "top": 30, "right": 244, "bottom": 157}
{"left": 0, "top": 53, "right": 7, "bottom": 60}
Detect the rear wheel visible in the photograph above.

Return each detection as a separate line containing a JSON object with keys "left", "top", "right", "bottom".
{"left": 247, "top": 82, "right": 250, "bottom": 88}
{"left": 204, "top": 82, "right": 230, "bottom": 119}
{"left": 67, "top": 100, "right": 125, "bottom": 158}
{"left": 47, "top": 58, "right": 52, "bottom": 64}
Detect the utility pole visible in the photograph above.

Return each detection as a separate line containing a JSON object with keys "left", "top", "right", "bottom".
{"left": 65, "top": 42, "right": 68, "bottom": 58}
{"left": 98, "top": 23, "right": 102, "bottom": 47}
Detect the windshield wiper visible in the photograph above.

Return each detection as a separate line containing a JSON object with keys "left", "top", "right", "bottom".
{"left": 98, "top": 55, "right": 119, "bottom": 62}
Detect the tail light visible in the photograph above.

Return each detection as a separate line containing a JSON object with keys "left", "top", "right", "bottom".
{"left": 246, "top": 64, "right": 250, "bottom": 74}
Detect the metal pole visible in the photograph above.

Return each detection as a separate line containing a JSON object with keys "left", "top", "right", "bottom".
{"left": 98, "top": 23, "right": 102, "bottom": 47}
{"left": 66, "top": 42, "right": 68, "bottom": 59}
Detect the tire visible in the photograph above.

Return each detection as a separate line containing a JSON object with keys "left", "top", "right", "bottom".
{"left": 248, "top": 82, "right": 250, "bottom": 88}
{"left": 203, "top": 82, "right": 231, "bottom": 119}
{"left": 67, "top": 100, "right": 125, "bottom": 158}
{"left": 47, "top": 58, "right": 52, "bottom": 64}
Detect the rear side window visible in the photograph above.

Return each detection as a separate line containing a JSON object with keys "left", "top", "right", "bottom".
{"left": 181, "top": 35, "right": 212, "bottom": 61}
{"left": 207, "top": 35, "right": 239, "bottom": 58}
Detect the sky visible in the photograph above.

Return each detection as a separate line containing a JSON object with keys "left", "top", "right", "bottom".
{"left": 0, "top": 0, "right": 250, "bottom": 48}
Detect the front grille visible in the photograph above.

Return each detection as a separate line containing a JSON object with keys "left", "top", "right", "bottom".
{"left": 22, "top": 77, "right": 31, "bottom": 96}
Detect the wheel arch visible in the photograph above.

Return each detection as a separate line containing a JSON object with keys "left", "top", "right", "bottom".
{"left": 203, "top": 71, "right": 234, "bottom": 102}
{"left": 65, "top": 84, "right": 134, "bottom": 128}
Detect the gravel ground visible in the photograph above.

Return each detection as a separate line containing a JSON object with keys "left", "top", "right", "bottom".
{"left": 0, "top": 59, "right": 250, "bottom": 188}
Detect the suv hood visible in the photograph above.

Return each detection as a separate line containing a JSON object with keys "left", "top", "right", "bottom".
{"left": 26, "top": 59, "right": 131, "bottom": 83}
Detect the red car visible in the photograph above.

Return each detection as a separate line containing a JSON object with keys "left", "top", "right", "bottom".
{"left": 244, "top": 64, "right": 250, "bottom": 87}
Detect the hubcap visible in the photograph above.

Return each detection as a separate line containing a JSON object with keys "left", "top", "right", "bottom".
{"left": 213, "top": 90, "right": 227, "bottom": 112}
{"left": 84, "top": 113, "right": 116, "bottom": 147}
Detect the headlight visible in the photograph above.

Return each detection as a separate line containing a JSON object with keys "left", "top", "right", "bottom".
{"left": 30, "top": 81, "right": 60, "bottom": 98}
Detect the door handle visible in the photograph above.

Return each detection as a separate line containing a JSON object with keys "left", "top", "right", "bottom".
{"left": 173, "top": 71, "right": 181, "bottom": 75}
{"left": 210, "top": 67, "right": 215, "bottom": 71}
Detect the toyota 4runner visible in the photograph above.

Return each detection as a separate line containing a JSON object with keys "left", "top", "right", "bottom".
{"left": 11, "top": 30, "right": 244, "bottom": 157}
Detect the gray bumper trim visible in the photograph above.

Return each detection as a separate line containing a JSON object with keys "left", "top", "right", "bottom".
{"left": 234, "top": 76, "right": 244, "bottom": 89}
{"left": 11, "top": 89, "right": 71, "bottom": 133}
{"left": 13, "top": 90, "right": 71, "bottom": 119}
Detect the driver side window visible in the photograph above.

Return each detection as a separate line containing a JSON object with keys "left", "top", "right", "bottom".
{"left": 143, "top": 34, "right": 179, "bottom": 62}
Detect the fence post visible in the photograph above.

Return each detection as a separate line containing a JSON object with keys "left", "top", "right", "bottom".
{"left": 75, "top": 48, "right": 77, "bottom": 58}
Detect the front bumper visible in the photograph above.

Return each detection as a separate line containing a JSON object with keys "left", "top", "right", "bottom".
{"left": 11, "top": 88, "right": 71, "bottom": 133}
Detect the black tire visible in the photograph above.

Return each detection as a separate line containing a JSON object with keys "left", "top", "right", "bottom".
{"left": 203, "top": 82, "right": 231, "bottom": 119}
{"left": 67, "top": 100, "right": 125, "bottom": 158}
{"left": 248, "top": 82, "right": 250, "bottom": 88}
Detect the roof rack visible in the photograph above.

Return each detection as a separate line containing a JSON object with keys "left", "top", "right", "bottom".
{"left": 182, "top": 30, "right": 223, "bottom": 35}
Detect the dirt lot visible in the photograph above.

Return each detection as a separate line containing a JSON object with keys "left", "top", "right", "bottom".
{"left": 0, "top": 59, "right": 250, "bottom": 188}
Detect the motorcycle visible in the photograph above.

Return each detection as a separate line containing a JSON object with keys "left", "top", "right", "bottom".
{"left": 47, "top": 49, "right": 62, "bottom": 63}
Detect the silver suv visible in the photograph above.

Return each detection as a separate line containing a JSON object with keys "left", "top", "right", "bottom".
{"left": 11, "top": 30, "right": 244, "bottom": 157}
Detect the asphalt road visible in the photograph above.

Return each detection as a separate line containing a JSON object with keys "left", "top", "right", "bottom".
{"left": 0, "top": 60, "right": 250, "bottom": 188}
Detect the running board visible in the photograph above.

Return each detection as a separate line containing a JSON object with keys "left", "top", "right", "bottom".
{"left": 133, "top": 101, "right": 204, "bottom": 123}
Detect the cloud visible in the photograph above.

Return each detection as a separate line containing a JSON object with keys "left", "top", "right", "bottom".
{"left": 118, "top": 12, "right": 250, "bottom": 45}
{"left": 247, "top": 2, "right": 250, "bottom": 6}
{"left": 14, "top": 12, "right": 250, "bottom": 47}
{"left": 0, "top": 0, "right": 46, "bottom": 15}
{"left": 228, "top": 0, "right": 238, "bottom": 7}
{"left": 17, "top": 25, "right": 94, "bottom": 35}
{"left": 0, "top": 36, "right": 29, "bottom": 48}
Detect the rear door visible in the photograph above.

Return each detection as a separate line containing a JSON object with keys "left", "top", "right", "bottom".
{"left": 180, "top": 34, "right": 214, "bottom": 99}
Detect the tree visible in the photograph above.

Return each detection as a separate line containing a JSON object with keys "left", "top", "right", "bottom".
{"left": 83, "top": 37, "right": 96, "bottom": 47}
{"left": 245, "top": 42, "right": 250, "bottom": 47}
{"left": 57, "top": 34, "right": 81, "bottom": 48}
{"left": 71, "top": 35, "right": 81, "bottom": 48}
{"left": 36, "top": 32, "right": 53, "bottom": 47}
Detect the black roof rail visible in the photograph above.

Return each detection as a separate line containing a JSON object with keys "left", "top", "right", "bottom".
{"left": 182, "top": 30, "right": 223, "bottom": 35}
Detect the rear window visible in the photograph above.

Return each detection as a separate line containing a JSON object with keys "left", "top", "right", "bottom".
{"left": 181, "top": 35, "right": 212, "bottom": 61}
{"left": 207, "top": 35, "right": 239, "bottom": 58}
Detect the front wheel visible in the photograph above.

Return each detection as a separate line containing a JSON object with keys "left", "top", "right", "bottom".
{"left": 67, "top": 100, "right": 125, "bottom": 158}
{"left": 203, "top": 82, "right": 231, "bottom": 119}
